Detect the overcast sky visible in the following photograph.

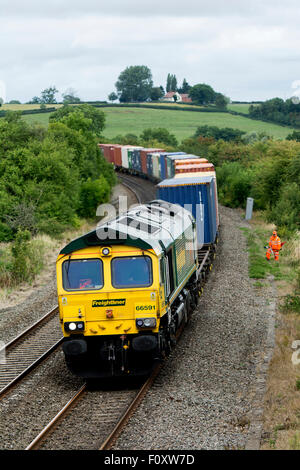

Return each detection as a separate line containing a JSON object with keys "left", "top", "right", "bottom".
{"left": 1, "top": 0, "right": 300, "bottom": 102}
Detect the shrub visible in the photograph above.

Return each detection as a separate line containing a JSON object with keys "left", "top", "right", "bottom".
{"left": 10, "top": 229, "right": 32, "bottom": 284}
{"left": 78, "top": 176, "right": 111, "bottom": 218}
{"left": 140, "top": 128, "right": 178, "bottom": 147}
{"left": 216, "top": 162, "right": 254, "bottom": 208}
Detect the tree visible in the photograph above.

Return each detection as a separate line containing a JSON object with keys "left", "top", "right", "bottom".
{"left": 178, "top": 78, "right": 191, "bottom": 94}
{"left": 62, "top": 88, "right": 81, "bottom": 104}
{"left": 189, "top": 83, "right": 216, "bottom": 105}
{"left": 40, "top": 86, "right": 58, "bottom": 104}
{"left": 194, "top": 125, "right": 245, "bottom": 141}
{"left": 8, "top": 100, "right": 21, "bottom": 104}
{"left": 150, "top": 87, "right": 164, "bottom": 101}
{"left": 115, "top": 65, "right": 153, "bottom": 102}
{"left": 287, "top": 130, "right": 300, "bottom": 141}
{"left": 108, "top": 92, "right": 118, "bottom": 102}
{"left": 166, "top": 74, "right": 172, "bottom": 93}
{"left": 140, "top": 128, "right": 178, "bottom": 147}
{"left": 28, "top": 96, "right": 41, "bottom": 104}
{"left": 49, "top": 104, "right": 106, "bottom": 137}
{"left": 171, "top": 75, "right": 177, "bottom": 92}
{"left": 166, "top": 74, "right": 177, "bottom": 92}
{"left": 0, "top": 98, "right": 3, "bottom": 107}
{"left": 215, "top": 93, "right": 228, "bottom": 110}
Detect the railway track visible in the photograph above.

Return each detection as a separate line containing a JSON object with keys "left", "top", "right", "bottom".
{"left": 26, "top": 364, "right": 162, "bottom": 450}
{"left": 0, "top": 307, "right": 63, "bottom": 398}
{"left": 117, "top": 172, "right": 157, "bottom": 204}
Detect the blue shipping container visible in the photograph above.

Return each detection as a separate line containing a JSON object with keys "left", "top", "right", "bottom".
{"left": 146, "top": 153, "right": 154, "bottom": 177}
{"left": 157, "top": 175, "right": 217, "bottom": 246}
{"left": 132, "top": 150, "right": 142, "bottom": 173}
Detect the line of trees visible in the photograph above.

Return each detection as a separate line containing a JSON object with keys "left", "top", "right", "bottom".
{"left": 249, "top": 98, "right": 300, "bottom": 127}
{"left": 28, "top": 87, "right": 81, "bottom": 105}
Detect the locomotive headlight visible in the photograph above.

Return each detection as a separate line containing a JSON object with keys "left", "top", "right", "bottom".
{"left": 101, "top": 247, "right": 111, "bottom": 256}
{"left": 64, "top": 321, "right": 85, "bottom": 332}
{"left": 136, "top": 318, "right": 156, "bottom": 329}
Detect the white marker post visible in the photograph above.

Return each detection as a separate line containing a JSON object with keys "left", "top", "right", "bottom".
{"left": 245, "top": 197, "right": 254, "bottom": 220}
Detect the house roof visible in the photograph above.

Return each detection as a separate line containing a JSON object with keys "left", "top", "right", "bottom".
{"left": 163, "top": 92, "right": 192, "bottom": 102}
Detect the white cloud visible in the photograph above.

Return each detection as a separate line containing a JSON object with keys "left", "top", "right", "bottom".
{"left": 1, "top": 1, "right": 300, "bottom": 102}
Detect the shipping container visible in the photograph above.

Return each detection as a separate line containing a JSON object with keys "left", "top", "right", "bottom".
{"left": 113, "top": 145, "right": 123, "bottom": 167}
{"left": 140, "top": 148, "right": 164, "bottom": 175}
{"left": 131, "top": 149, "right": 142, "bottom": 173}
{"left": 175, "top": 158, "right": 208, "bottom": 166}
{"left": 174, "top": 171, "right": 219, "bottom": 227}
{"left": 120, "top": 145, "right": 136, "bottom": 169}
{"left": 157, "top": 152, "right": 186, "bottom": 179}
{"left": 126, "top": 147, "right": 142, "bottom": 170}
{"left": 157, "top": 175, "right": 218, "bottom": 246}
{"left": 146, "top": 153, "right": 154, "bottom": 177}
{"left": 98, "top": 144, "right": 113, "bottom": 164}
{"left": 151, "top": 153, "right": 161, "bottom": 179}
{"left": 175, "top": 163, "right": 214, "bottom": 174}
{"left": 166, "top": 154, "right": 201, "bottom": 178}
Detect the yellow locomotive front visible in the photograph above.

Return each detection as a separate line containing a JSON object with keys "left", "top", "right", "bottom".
{"left": 57, "top": 244, "right": 162, "bottom": 377}
{"left": 56, "top": 200, "right": 198, "bottom": 378}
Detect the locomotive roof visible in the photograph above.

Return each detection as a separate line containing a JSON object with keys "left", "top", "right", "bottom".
{"left": 59, "top": 199, "right": 195, "bottom": 256}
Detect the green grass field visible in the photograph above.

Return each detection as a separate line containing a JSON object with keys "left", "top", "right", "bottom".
{"left": 20, "top": 105, "right": 293, "bottom": 140}
{"left": 227, "top": 103, "right": 252, "bottom": 114}
{"left": 101, "top": 106, "right": 293, "bottom": 140}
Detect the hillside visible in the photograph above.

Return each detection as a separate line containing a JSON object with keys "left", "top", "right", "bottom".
{"left": 20, "top": 105, "right": 294, "bottom": 140}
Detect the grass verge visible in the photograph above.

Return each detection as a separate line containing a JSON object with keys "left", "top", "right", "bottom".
{"left": 242, "top": 213, "right": 300, "bottom": 450}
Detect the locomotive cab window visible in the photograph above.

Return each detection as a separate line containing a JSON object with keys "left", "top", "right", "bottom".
{"left": 111, "top": 256, "right": 152, "bottom": 288}
{"left": 62, "top": 258, "right": 103, "bottom": 291}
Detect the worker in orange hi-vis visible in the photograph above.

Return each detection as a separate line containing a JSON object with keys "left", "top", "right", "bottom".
{"left": 266, "top": 230, "right": 282, "bottom": 261}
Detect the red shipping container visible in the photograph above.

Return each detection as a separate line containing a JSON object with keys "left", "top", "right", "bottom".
{"left": 140, "top": 148, "right": 164, "bottom": 175}
{"left": 113, "top": 145, "right": 122, "bottom": 167}
{"left": 99, "top": 144, "right": 113, "bottom": 163}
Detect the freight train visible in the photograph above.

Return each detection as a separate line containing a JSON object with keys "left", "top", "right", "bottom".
{"left": 56, "top": 145, "right": 219, "bottom": 378}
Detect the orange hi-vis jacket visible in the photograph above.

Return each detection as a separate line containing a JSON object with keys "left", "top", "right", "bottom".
{"left": 269, "top": 235, "right": 281, "bottom": 251}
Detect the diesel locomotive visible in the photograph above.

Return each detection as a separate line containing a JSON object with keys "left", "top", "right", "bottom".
{"left": 57, "top": 200, "right": 205, "bottom": 378}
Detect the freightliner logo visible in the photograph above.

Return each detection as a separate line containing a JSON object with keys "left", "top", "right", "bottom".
{"left": 92, "top": 299, "right": 126, "bottom": 307}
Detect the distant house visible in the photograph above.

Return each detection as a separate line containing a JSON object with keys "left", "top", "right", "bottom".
{"left": 161, "top": 92, "right": 192, "bottom": 103}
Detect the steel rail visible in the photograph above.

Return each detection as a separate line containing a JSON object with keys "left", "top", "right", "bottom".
{"left": 99, "top": 365, "right": 162, "bottom": 450}
{"left": 0, "top": 306, "right": 62, "bottom": 398}
{"left": 25, "top": 384, "right": 87, "bottom": 450}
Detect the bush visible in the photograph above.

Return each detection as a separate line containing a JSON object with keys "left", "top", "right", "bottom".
{"left": 10, "top": 229, "right": 32, "bottom": 284}
{"left": 140, "top": 127, "right": 178, "bottom": 147}
{"left": 216, "top": 162, "right": 254, "bottom": 207}
{"left": 78, "top": 176, "right": 111, "bottom": 218}
{"left": 194, "top": 125, "right": 245, "bottom": 142}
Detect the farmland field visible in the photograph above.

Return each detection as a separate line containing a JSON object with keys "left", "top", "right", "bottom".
{"left": 227, "top": 103, "right": 252, "bottom": 114}
{"left": 1, "top": 104, "right": 62, "bottom": 111}
{"left": 101, "top": 107, "right": 293, "bottom": 140}
{"left": 20, "top": 105, "right": 293, "bottom": 140}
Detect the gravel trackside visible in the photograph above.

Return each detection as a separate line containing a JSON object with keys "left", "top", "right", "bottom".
{"left": 112, "top": 205, "right": 273, "bottom": 450}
